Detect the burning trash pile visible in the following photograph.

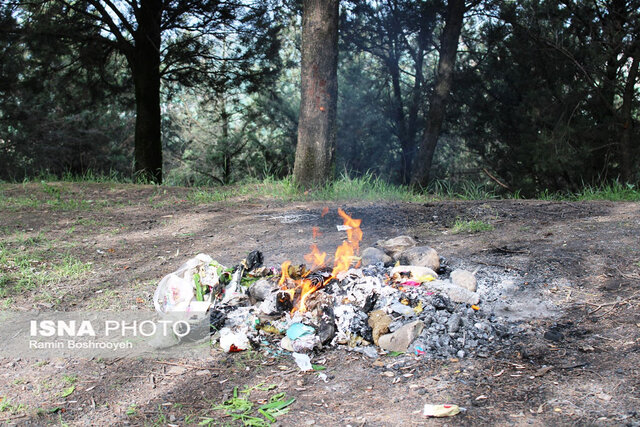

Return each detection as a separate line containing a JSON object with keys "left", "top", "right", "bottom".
{"left": 153, "top": 209, "right": 506, "bottom": 361}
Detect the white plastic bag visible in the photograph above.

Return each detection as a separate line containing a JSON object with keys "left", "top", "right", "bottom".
{"left": 153, "top": 253, "right": 216, "bottom": 314}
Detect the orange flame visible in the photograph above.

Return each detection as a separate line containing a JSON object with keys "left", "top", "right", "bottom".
{"left": 279, "top": 260, "right": 291, "bottom": 287}
{"left": 304, "top": 243, "right": 327, "bottom": 271}
{"left": 277, "top": 208, "right": 362, "bottom": 313}
{"left": 331, "top": 209, "right": 362, "bottom": 277}
{"left": 298, "top": 278, "right": 320, "bottom": 313}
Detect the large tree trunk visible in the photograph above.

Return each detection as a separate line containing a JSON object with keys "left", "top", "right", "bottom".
{"left": 132, "top": 0, "right": 163, "bottom": 183}
{"left": 410, "top": 0, "right": 465, "bottom": 188}
{"left": 293, "top": 0, "right": 339, "bottom": 189}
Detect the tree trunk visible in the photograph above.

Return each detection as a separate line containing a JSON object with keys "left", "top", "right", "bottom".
{"left": 293, "top": 0, "right": 339, "bottom": 189}
{"left": 620, "top": 50, "right": 639, "bottom": 182}
{"left": 410, "top": 0, "right": 465, "bottom": 188}
{"left": 389, "top": 56, "right": 409, "bottom": 184}
{"left": 132, "top": 0, "right": 163, "bottom": 183}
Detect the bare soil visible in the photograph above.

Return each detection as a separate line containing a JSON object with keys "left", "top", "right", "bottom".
{"left": 0, "top": 182, "right": 639, "bottom": 426}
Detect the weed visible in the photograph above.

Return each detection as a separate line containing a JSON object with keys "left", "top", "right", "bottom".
{"left": 572, "top": 180, "right": 640, "bottom": 201}
{"left": 150, "top": 404, "right": 167, "bottom": 426}
{"left": 0, "top": 397, "right": 27, "bottom": 413}
{"left": 58, "top": 413, "right": 70, "bottom": 427}
{"left": 428, "top": 179, "right": 497, "bottom": 200}
{"left": 0, "top": 245, "right": 92, "bottom": 297}
{"left": 59, "top": 385, "right": 75, "bottom": 398}
{"left": 204, "top": 385, "right": 294, "bottom": 426}
{"left": 62, "top": 375, "right": 77, "bottom": 384}
{"left": 126, "top": 404, "right": 137, "bottom": 416}
{"left": 451, "top": 219, "right": 494, "bottom": 234}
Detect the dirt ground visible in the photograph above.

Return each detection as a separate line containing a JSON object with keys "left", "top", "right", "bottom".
{"left": 0, "top": 182, "right": 639, "bottom": 426}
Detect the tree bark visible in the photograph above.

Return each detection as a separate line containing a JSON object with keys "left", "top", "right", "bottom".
{"left": 410, "top": 0, "right": 465, "bottom": 188}
{"left": 293, "top": 0, "right": 339, "bottom": 189}
{"left": 131, "top": 0, "right": 163, "bottom": 183}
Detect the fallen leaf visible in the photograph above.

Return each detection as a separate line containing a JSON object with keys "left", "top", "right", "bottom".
{"left": 60, "top": 385, "right": 75, "bottom": 398}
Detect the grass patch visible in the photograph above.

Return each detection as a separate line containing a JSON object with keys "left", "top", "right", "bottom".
{"left": 189, "top": 174, "right": 425, "bottom": 204}
{"left": 572, "top": 181, "right": 640, "bottom": 201}
{"left": 451, "top": 219, "right": 494, "bottom": 234}
{"left": 5, "top": 172, "right": 640, "bottom": 204}
{"left": 0, "top": 397, "right": 27, "bottom": 413}
{"left": 0, "top": 244, "right": 92, "bottom": 297}
{"left": 428, "top": 180, "right": 498, "bottom": 200}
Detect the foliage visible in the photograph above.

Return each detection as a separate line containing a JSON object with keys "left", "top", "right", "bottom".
{"left": 451, "top": 219, "right": 494, "bottom": 234}
{"left": 1, "top": 0, "right": 639, "bottom": 193}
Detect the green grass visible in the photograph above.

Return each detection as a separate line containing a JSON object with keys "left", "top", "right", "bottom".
{"left": 0, "top": 397, "right": 27, "bottom": 413}
{"left": 62, "top": 375, "right": 77, "bottom": 385}
{"left": 4, "top": 170, "right": 640, "bottom": 203}
{"left": 537, "top": 180, "right": 640, "bottom": 201}
{"left": 188, "top": 174, "right": 425, "bottom": 204}
{"left": 201, "top": 384, "right": 295, "bottom": 426}
{"left": 0, "top": 243, "right": 92, "bottom": 297}
{"left": 428, "top": 179, "right": 498, "bottom": 200}
{"left": 451, "top": 219, "right": 494, "bottom": 234}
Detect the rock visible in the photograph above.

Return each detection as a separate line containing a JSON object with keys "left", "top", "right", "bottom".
{"left": 427, "top": 280, "right": 480, "bottom": 305}
{"left": 398, "top": 246, "right": 440, "bottom": 271}
{"left": 361, "top": 346, "right": 379, "bottom": 359}
{"left": 447, "top": 313, "right": 461, "bottom": 334}
{"left": 376, "top": 235, "right": 417, "bottom": 258}
{"left": 249, "top": 278, "right": 276, "bottom": 302}
{"left": 360, "top": 247, "right": 393, "bottom": 266}
{"left": 390, "top": 265, "right": 438, "bottom": 280}
{"left": 368, "top": 310, "right": 392, "bottom": 345}
{"left": 450, "top": 270, "right": 477, "bottom": 292}
{"left": 378, "top": 320, "right": 425, "bottom": 352}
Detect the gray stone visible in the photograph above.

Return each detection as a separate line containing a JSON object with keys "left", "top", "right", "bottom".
{"left": 450, "top": 269, "right": 477, "bottom": 292}
{"left": 398, "top": 246, "right": 440, "bottom": 271}
{"left": 249, "top": 278, "right": 276, "bottom": 301}
{"left": 376, "top": 235, "right": 417, "bottom": 258}
{"left": 378, "top": 320, "right": 425, "bottom": 352}
{"left": 447, "top": 313, "right": 461, "bottom": 334}
{"left": 427, "top": 279, "right": 480, "bottom": 305}
{"left": 360, "top": 247, "right": 393, "bottom": 267}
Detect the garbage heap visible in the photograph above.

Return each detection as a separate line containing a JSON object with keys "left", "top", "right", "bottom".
{"left": 153, "top": 210, "right": 505, "bottom": 360}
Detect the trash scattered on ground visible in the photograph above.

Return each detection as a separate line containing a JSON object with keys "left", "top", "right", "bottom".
{"left": 292, "top": 352, "right": 312, "bottom": 371}
{"left": 153, "top": 208, "right": 517, "bottom": 361}
{"left": 423, "top": 403, "right": 462, "bottom": 417}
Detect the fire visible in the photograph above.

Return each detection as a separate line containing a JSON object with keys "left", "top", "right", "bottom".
{"left": 304, "top": 243, "right": 327, "bottom": 270}
{"left": 279, "top": 260, "right": 291, "bottom": 287}
{"left": 278, "top": 209, "right": 362, "bottom": 313}
{"left": 330, "top": 208, "right": 362, "bottom": 277}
